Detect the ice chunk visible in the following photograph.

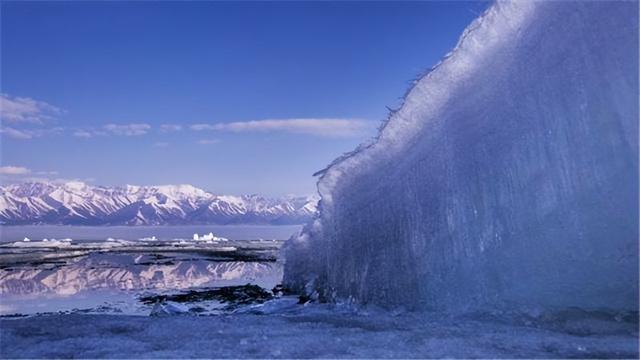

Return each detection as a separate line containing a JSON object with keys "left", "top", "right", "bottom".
{"left": 284, "top": 1, "right": 639, "bottom": 312}
{"left": 233, "top": 297, "right": 301, "bottom": 315}
{"left": 193, "top": 232, "right": 229, "bottom": 242}
{"left": 8, "top": 239, "right": 72, "bottom": 248}
{"left": 150, "top": 301, "right": 190, "bottom": 316}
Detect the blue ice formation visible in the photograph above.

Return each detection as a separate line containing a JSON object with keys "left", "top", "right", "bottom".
{"left": 284, "top": 1, "right": 639, "bottom": 311}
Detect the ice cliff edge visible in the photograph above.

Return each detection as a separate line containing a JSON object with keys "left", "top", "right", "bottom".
{"left": 284, "top": 1, "right": 639, "bottom": 311}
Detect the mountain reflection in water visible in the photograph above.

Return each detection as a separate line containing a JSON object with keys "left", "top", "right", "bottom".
{"left": 0, "top": 241, "right": 283, "bottom": 315}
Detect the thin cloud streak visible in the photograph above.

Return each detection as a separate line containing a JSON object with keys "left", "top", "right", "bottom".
{"left": 197, "top": 139, "right": 219, "bottom": 145}
{"left": 190, "top": 118, "right": 369, "bottom": 137}
{"left": 0, "top": 126, "right": 63, "bottom": 140}
{"left": 73, "top": 124, "right": 152, "bottom": 137}
{"left": 0, "top": 127, "right": 33, "bottom": 139}
{"left": 0, "top": 93, "right": 62, "bottom": 124}
{"left": 73, "top": 130, "right": 95, "bottom": 138}
{"left": 0, "top": 166, "right": 31, "bottom": 175}
{"left": 160, "top": 124, "right": 182, "bottom": 132}
{"left": 104, "top": 123, "right": 151, "bottom": 136}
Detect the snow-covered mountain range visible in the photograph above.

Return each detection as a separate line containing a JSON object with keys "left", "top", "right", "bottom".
{"left": 0, "top": 181, "right": 317, "bottom": 225}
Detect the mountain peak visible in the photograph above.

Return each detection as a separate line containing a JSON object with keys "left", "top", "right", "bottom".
{"left": 152, "top": 184, "right": 211, "bottom": 199}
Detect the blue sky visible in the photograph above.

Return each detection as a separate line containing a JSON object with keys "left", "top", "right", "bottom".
{"left": 0, "top": 1, "right": 488, "bottom": 196}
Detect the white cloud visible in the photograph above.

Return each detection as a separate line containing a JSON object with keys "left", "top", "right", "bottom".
{"left": 12, "top": 176, "right": 94, "bottom": 184}
{"left": 73, "top": 124, "right": 150, "bottom": 138}
{"left": 160, "top": 124, "right": 182, "bottom": 132}
{"left": 197, "top": 139, "right": 219, "bottom": 145}
{"left": 73, "top": 130, "right": 94, "bottom": 138}
{"left": 0, "top": 166, "right": 31, "bottom": 175}
{"left": 0, "top": 126, "right": 63, "bottom": 140}
{"left": 72, "top": 128, "right": 109, "bottom": 138}
{"left": 0, "top": 94, "right": 64, "bottom": 141}
{"left": 189, "top": 118, "right": 369, "bottom": 137}
{"left": 0, "top": 93, "right": 62, "bottom": 124}
{"left": 190, "top": 124, "right": 216, "bottom": 131}
{"left": 104, "top": 123, "right": 151, "bottom": 136}
{"left": 0, "top": 167, "right": 59, "bottom": 183}
{"left": 0, "top": 127, "right": 33, "bottom": 139}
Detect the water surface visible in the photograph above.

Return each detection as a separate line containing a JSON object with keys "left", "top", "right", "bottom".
{"left": 0, "top": 225, "right": 302, "bottom": 243}
{"left": 0, "top": 225, "right": 296, "bottom": 315}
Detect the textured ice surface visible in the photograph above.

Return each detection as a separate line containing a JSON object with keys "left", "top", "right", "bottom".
{"left": 1, "top": 306, "right": 637, "bottom": 358}
{"left": 284, "top": 1, "right": 639, "bottom": 311}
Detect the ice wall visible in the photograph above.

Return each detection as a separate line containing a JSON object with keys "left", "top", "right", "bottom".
{"left": 284, "top": 1, "right": 639, "bottom": 311}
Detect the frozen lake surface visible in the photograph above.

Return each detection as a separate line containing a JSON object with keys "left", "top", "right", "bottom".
{"left": 0, "top": 225, "right": 302, "bottom": 243}
{"left": 0, "top": 227, "right": 292, "bottom": 315}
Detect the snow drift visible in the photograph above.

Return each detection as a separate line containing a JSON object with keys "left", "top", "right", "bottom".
{"left": 284, "top": 1, "right": 639, "bottom": 311}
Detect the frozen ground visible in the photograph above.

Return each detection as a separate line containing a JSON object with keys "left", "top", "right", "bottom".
{"left": 1, "top": 301, "right": 638, "bottom": 359}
